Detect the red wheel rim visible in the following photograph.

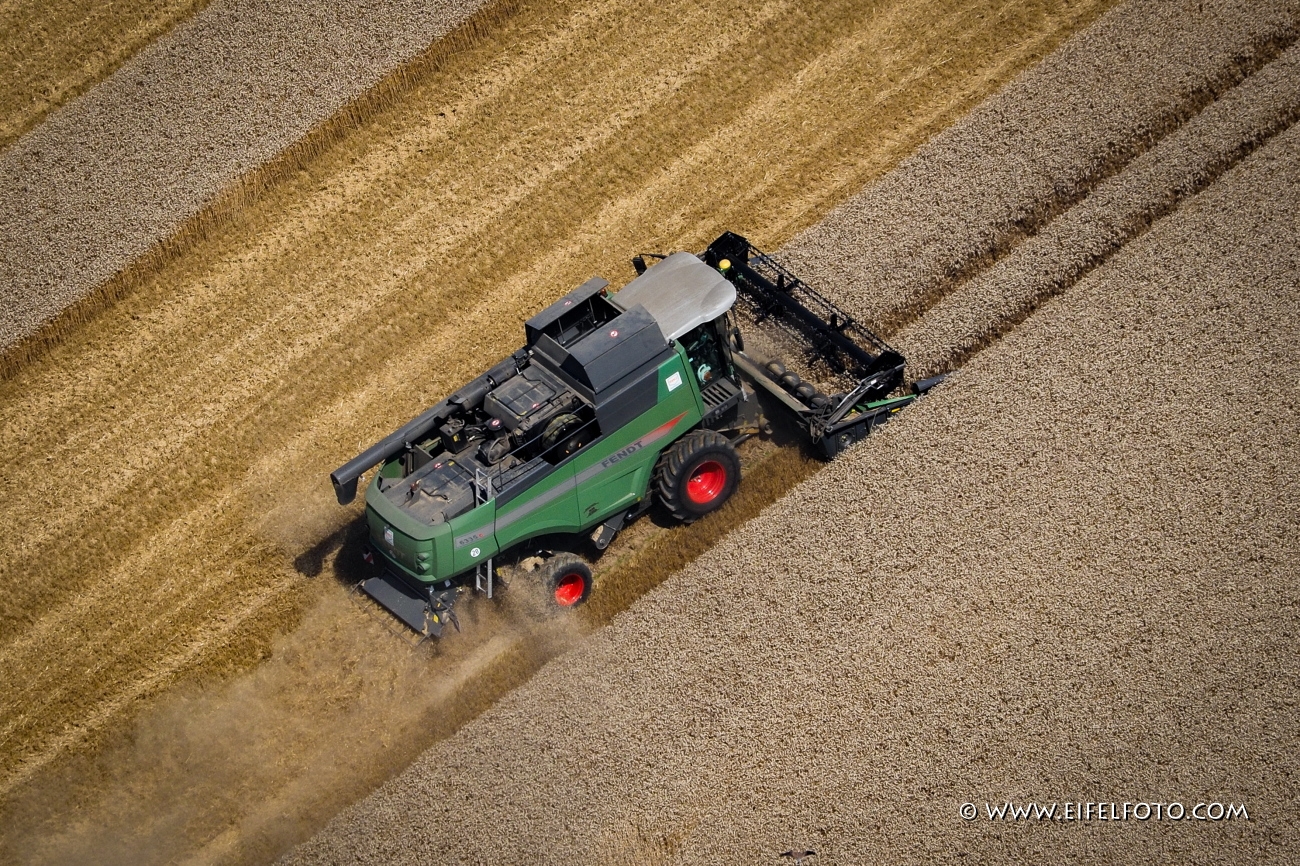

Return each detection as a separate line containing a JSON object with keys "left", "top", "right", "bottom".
{"left": 554, "top": 573, "right": 586, "bottom": 606}
{"left": 686, "top": 460, "right": 727, "bottom": 505}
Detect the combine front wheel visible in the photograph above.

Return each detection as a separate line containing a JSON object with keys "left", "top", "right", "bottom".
{"left": 656, "top": 430, "right": 741, "bottom": 523}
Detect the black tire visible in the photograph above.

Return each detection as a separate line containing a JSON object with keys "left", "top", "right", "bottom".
{"left": 541, "top": 553, "right": 592, "bottom": 608}
{"left": 655, "top": 430, "right": 741, "bottom": 523}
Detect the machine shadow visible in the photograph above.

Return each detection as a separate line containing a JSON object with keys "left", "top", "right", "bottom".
{"left": 292, "top": 518, "right": 371, "bottom": 586}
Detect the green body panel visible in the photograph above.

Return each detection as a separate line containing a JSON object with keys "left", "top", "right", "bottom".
{"left": 571, "top": 348, "right": 700, "bottom": 528}
{"left": 448, "top": 501, "right": 497, "bottom": 574}
{"left": 572, "top": 446, "right": 649, "bottom": 526}
{"left": 365, "top": 347, "right": 705, "bottom": 587}
{"left": 492, "top": 349, "right": 701, "bottom": 552}
{"left": 663, "top": 341, "right": 710, "bottom": 413}
{"left": 365, "top": 493, "right": 444, "bottom": 582}
{"left": 492, "top": 462, "right": 579, "bottom": 551}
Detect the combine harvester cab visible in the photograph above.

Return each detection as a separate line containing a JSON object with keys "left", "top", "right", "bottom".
{"left": 330, "top": 232, "right": 943, "bottom": 640}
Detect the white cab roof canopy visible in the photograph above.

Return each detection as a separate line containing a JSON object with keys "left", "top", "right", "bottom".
{"left": 612, "top": 251, "right": 736, "bottom": 341}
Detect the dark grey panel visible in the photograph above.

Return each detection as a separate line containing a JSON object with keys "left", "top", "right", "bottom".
{"left": 361, "top": 572, "right": 441, "bottom": 636}
{"left": 483, "top": 367, "right": 561, "bottom": 431}
{"left": 594, "top": 351, "right": 672, "bottom": 431}
{"left": 564, "top": 305, "right": 668, "bottom": 392}
{"left": 525, "top": 277, "right": 612, "bottom": 347}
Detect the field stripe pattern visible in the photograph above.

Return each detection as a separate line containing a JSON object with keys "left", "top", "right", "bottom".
{"left": 0, "top": 0, "right": 212, "bottom": 149}
{"left": 284, "top": 91, "right": 1300, "bottom": 866}
{"left": 897, "top": 41, "right": 1300, "bottom": 376}
{"left": 278, "top": 1, "right": 1300, "bottom": 861}
{"left": 0, "top": 1, "right": 1114, "bottom": 862}
{"left": 0, "top": 0, "right": 495, "bottom": 350}
{"left": 780, "top": 0, "right": 1300, "bottom": 335}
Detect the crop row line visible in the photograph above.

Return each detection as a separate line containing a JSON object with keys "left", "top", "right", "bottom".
{"left": 878, "top": 21, "right": 1300, "bottom": 339}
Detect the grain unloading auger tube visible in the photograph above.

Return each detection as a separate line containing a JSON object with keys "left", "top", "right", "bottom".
{"left": 330, "top": 232, "right": 944, "bottom": 640}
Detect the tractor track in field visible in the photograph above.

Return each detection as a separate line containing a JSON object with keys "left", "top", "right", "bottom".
{"left": 0, "top": 0, "right": 1119, "bottom": 862}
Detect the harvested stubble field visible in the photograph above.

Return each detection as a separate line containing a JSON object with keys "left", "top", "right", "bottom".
{"left": 288, "top": 99, "right": 1300, "bottom": 866}
{"left": 0, "top": 0, "right": 496, "bottom": 352}
{"left": 0, "top": 0, "right": 1119, "bottom": 862}
{"left": 0, "top": 0, "right": 211, "bottom": 149}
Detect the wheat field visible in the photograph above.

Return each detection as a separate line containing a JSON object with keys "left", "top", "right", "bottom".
{"left": 0, "top": 0, "right": 1116, "bottom": 862}
{"left": 286, "top": 62, "right": 1300, "bottom": 866}
{"left": 0, "top": 0, "right": 211, "bottom": 148}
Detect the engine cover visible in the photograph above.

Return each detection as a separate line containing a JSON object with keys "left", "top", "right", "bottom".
{"left": 484, "top": 368, "right": 564, "bottom": 432}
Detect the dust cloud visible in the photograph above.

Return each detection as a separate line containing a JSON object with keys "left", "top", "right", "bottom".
{"left": 4, "top": 584, "right": 579, "bottom": 866}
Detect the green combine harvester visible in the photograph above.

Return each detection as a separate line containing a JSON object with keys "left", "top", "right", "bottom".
{"left": 330, "top": 232, "right": 943, "bottom": 638}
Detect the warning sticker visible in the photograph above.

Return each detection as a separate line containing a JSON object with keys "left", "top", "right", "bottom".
{"left": 666, "top": 371, "right": 682, "bottom": 391}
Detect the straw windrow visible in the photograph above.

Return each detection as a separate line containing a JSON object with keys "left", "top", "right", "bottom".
{"left": 0, "top": 0, "right": 510, "bottom": 374}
